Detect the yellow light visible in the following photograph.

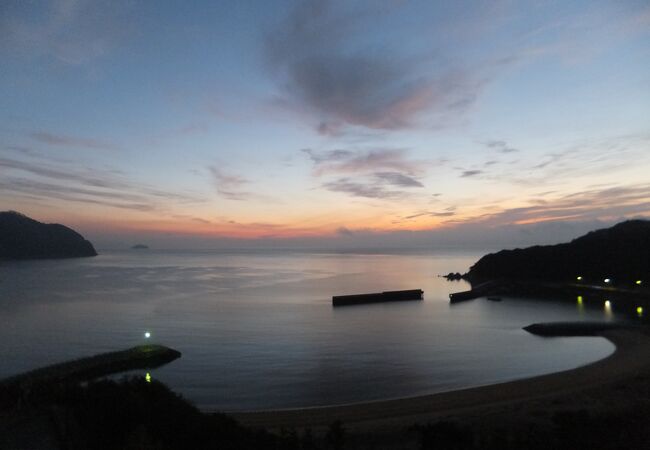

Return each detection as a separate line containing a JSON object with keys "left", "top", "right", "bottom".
{"left": 604, "top": 278, "right": 611, "bottom": 283}
{"left": 145, "top": 372, "right": 151, "bottom": 383}
{"left": 604, "top": 300, "right": 612, "bottom": 318}
{"left": 144, "top": 331, "right": 151, "bottom": 339}
{"left": 637, "top": 307, "right": 644, "bottom": 315}
{"left": 577, "top": 296, "right": 583, "bottom": 304}
{"left": 636, "top": 280, "right": 642, "bottom": 285}
{"left": 576, "top": 276, "right": 582, "bottom": 281}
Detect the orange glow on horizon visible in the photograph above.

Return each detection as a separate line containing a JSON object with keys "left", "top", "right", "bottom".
{"left": 63, "top": 210, "right": 461, "bottom": 241}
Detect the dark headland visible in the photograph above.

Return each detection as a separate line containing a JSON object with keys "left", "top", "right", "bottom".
{"left": 131, "top": 244, "right": 150, "bottom": 249}
{"left": 448, "top": 220, "right": 650, "bottom": 303}
{"left": 0, "top": 211, "right": 97, "bottom": 259}
{"left": 465, "top": 219, "right": 650, "bottom": 284}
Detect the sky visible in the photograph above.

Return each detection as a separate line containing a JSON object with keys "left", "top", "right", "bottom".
{"left": 1, "top": 0, "right": 650, "bottom": 249}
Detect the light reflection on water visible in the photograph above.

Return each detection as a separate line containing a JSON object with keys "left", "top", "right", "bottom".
{"left": 0, "top": 250, "right": 617, "bottom": 411}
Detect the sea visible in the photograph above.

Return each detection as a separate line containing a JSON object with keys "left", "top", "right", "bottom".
{"left": 0, "top": 249, "right": 619, "bottom": 411}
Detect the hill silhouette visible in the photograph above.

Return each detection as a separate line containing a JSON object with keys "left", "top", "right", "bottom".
{"left": 466, "top": 220, "right": 650, "bottom": 285}
{"left": 0, "top": 211, "right": 97, "bottom": 259}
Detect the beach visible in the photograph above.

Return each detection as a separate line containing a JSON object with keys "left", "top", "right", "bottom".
{"left": 233, "top": 327, "right": 650, "bottom": 436}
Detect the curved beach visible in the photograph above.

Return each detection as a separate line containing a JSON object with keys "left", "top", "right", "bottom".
{"left": 232, "top": 328, "right": 650, "bottom": 431}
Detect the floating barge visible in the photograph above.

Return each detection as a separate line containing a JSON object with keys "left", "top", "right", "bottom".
{"left": 333, "top": 289, "right": 423, "bottom": 307}
{"left": 449, "top": 280, "right": 502, "bottom": 303}
{"left": 523, "top": 321, "right": 627, "bottom": 337}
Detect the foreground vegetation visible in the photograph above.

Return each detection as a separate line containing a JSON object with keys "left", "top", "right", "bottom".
{"left": 1, "top": 372, "right": 650, "bottom": 450}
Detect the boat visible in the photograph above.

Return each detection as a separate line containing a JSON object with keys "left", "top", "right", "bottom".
{"left": 332, "top": 289, "right": 423, "bottom": 307}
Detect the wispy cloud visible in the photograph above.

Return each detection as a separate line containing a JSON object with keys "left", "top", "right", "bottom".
{"left": 373, "top": 172, "right": 423, "bottom": 187}
{"left": 336, "top": 226, "right": 355, "bottom": 237}
{"left": 323, "top": 178, "right": 407, "bottom": 200}
{"left": 403, "top": 210, "right": 455, "bottom": 220}
{"left": 0, "top": 154, "right": 203, "bottom": 212}
{"left": 303, "top": 147, "right": 429, "bottom": 200}
{"left": 460, "top": 170, "right": 483, "bottom": 178}
{"left": 485, "top": 140, "right": 519, "bottom": 153}
{"left": 500, "top": 133, "right": 650, "bottom": 186}
{"left": 0, "top": 0, "right": 130, "bottom": 64}
{"left": 209, "top": 167, "right": 252, "bottom": 201}
{"left": 302, "top": 148, "right": 425, "bottom": 176}
{"left": 0, "top": 177, "right": 155, "bottom": 211}
{"left": 469, "top": 184, "right": 650, "bottom": 226}
{"left": 30, "top": 131, "right": 117, "bottom": 150}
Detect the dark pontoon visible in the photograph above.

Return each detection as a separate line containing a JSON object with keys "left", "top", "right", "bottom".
{"left": 333, "top": 289, "right": 423, "bottom": 306}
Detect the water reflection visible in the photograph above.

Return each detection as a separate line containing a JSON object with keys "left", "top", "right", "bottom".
{"left": 0, "top": 250, "right": 618, "bottom": 410}
{"left": 576, "top": 295, "right": 584, "bottom": 315}
{"left": 604, "top": 300, "right": 613, "bottom": 320}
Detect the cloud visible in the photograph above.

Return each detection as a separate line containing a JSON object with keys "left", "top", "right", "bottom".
{"left": 0, "top": 0, "right": 131, "bottom": 64}
{"left": 373, "top": 172, "right": 423, "bottom": 187}
{"left": 532, "top": 152, "right": 570, "bottom": 170}
{"left": 266, "top": 1, "right": 488, "bottom": 133}
{"left": 461, "top": 170, "right": 483, "bottom": 177}
{"left": 0, "top": 156, "right": 128, "bottom": 189}
{"left": 0, "top": 177, "right": 155, "bottom": 212}
{"left": 403, "top": 211, "right": 456, "bottom": 220}
{"left": 209, "top": 167, "right": 253, "bottom": 201}
{"left": 485, "top": 140, "right": 519, "bottom": 153}
{"left": 336, "top": 226, "right": 355, "bottom": 237}
{"left": 497, "top": 133, "right": 650, "bottom": 187}
{"left": 303, "top": 147, "right": 428, "bottom": 200}
{"left": 30, "top": 131, "right": 117, "bottom": 150}
{"left": 302, "top": 148, "right": 354, "bottom": 165}
{"left": 302, "top": 148, "right": 425, "bottom": 176}
{"left": 323, "top": 178, "right": 407, "bottom": 200}
{"left": 469, "top": 184, "right": 650, "bottom": 226}
{"left": 0, "top": 154, "right": 203, "bottom": 212}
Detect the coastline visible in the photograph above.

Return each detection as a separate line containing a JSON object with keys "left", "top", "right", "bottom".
{"left": 232, "top": 327, "right": 650, "bottom": 431}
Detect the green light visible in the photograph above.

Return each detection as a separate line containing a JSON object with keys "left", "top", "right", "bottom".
{"left": 576, "top": 276, "right": 582, "bottom": 281}
{"left": 144, "top": 331, "right": 151, "bottom": 339}
{"left": 145, "top": 372, "right": 152, "bottom": 383}
{"left": 577, "top": 296, "right": 583, "bottom": 304}
{"left": 636, "top": 280, "right": 642, "bottom": 285}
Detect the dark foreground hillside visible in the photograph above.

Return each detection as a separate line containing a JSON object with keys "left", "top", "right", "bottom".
{"left": 466, "top": 220, "right": 650, "bottom": 284}
{"left": 1, "top": 374, "right": 650, "bottom": 450}
{"left": 0, "top": 211, "right": 97, "bottom": 259}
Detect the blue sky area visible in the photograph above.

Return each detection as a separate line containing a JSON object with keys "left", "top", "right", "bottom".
{"left": 1, "top": 0, "right": 649, "bottom": 248}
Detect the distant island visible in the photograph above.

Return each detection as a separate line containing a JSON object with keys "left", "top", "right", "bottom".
{"left": 464, "top": 219, "right": 650, "bottom": 286}
{"left": 0, "top": 211, "right": 97, "bottom": 259}
{"left": 131, "top": 244, "right": 149, "bottom": 250}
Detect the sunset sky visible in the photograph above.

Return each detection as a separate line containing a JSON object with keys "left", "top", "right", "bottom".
{"left": 2, "top": 0, "right": 649, "bottom": 249}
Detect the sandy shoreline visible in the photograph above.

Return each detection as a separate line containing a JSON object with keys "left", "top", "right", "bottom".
{"left": 232, "top": 328, "right": 650, "bottom": 431}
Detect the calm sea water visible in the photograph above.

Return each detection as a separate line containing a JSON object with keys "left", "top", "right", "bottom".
{"left": 0, "top": 249, "right": 617, "bottom": 411}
